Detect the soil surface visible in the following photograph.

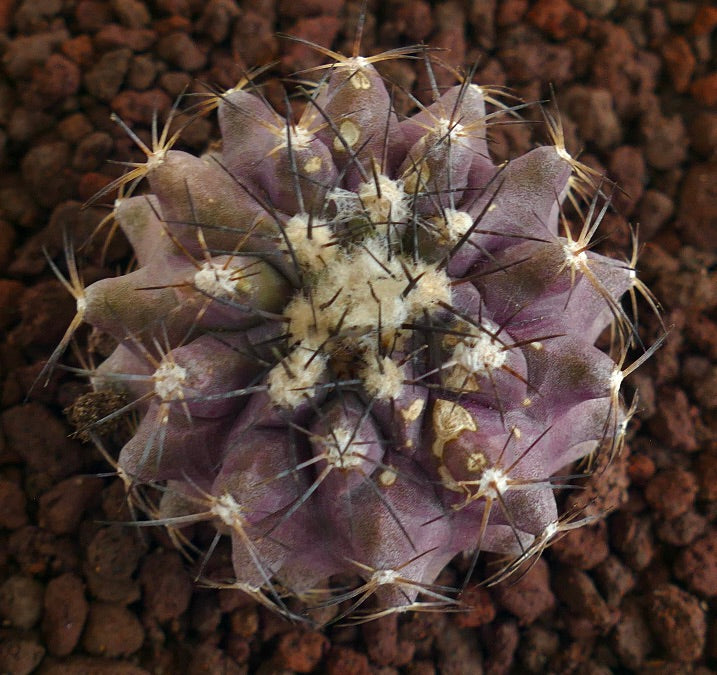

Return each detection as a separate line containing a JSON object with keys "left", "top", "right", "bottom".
{"left": 1, "top": 0, "right": 716, "bottom": 673}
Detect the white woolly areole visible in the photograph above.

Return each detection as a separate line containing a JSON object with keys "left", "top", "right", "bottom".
{"left": 267, "top": 343, "right": 327, "bottom": 409}
{"left": 324, "top": 426, "right": 366, "bottom": 469}
{"left": 478, "top": 466, "right": 509, "bottom": 500}
{"left": 356, "top": 174, "right": 410, "bottom": 228}
{"left": 283, "top": 214, "right": 334, "bottom": 271}
{"left": 361, "top": 356, "right": 404, "bottom": 400}
{"left": 194, "top": 262, "right": 248, "bottom": 299}
{"left": 212, "top": 493, "right": 245, "bottom": 529}
{"left": 153, "top": 359, "right": 187, "bottom": 400}
{"left": 563, "top": 239, "right": 588, "bottom": 269}
{"left": 453, "top": 330, "right": 507, "bottom": 375}
{"left": 430, "top": 209, "right": 473, "bottom": 245}
{"left": 434, "top": 117, "right": 465, "bottom": 140}
{"left": 372, "top": 569, "right": 399, "bottom": 585}
{"left": 276, "top": 123, "right": 314, "bottom": 150}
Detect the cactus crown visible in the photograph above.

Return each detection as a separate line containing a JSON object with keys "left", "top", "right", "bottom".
{"left": 53, "top": 41, "right": 660, "bottom": 624}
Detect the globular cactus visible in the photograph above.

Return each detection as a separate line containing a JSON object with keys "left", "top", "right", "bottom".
{"left": 55, "top": 46, "right": 658, "bottom": 623}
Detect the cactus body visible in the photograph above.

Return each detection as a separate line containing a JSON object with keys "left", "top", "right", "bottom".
{"left": 66, "top": 54, "right": 649, "bottom": 622}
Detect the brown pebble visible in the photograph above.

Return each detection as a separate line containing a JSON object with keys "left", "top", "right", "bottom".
{"left": 553, "top": 567, "right": 616, "bottom": 632}
{"left": 325, "top": 645, "right": 372, "bottom": 675}
{"left": 61, "top": 34, "right": 95, "bottom": 66}
{"left": 0, "top": 575, "right": 44, "bottom": 629}
{"left": 188, "top": 643, "right": 245, "bottom": 675}
{"left": 32, "top": 52, "right": 81, "bottom": 105}
{"left": 38, "top": 475, "right": 104, "bottom": 535}
{"left": 648, "top": 387, "right": 698, "bottom": 453}
{"left": 362, "top": 615, "right": 398, "bottom": 666}
{"left": 197, "top": 0, "right": 241, "bottom": 44}
{"left": 609, "top": 145, "right": 646, "bottom": 215}
{"left": 661, "top": 34, "right": 696, "bottom": 92}
{"left": 483, "top": 619, "right": 519, "bottom": 675}
{"left": 637, "top": 189, "right": 674, "bottom": 238}
{"left": 40, "top": 655, "right": 150, "bottom": 674}
{"left": 82, "top": 601, "right": 145, "bottom": 657}
{"left": 592, "top": 555, "right": 635, "bottom": 608}
{"left": 676, "top": 163, "right": 717, "bottom": 251}
{"left": 42, "top": 573, "right": 88, "bottom": 657}
{"left": 87, "top": 525, "right": 145, "bottom": 581}
{"left": 0, "top": 478, "right": 28, "bottom": 529}
{"left": 656, "top": 509, "right": 707, "bottom": 547}
{"left": 94, "top": 24, "right": 157, "bottom": 52}
{"left": 611, "top": 596, "right": 653, "bottom": 670}
{"left": 691, "top": 73, "right": 717, "bottom": 106}
{"left": 454, "top": 584, "right": 496, "bottom": 628}
{"left": 563, "top": 85, "right": 622, "bottom": 150}
{"left": 550, "top": 520, "right": 609, "bottom": 570}
{"left": 20, "top": 140, "right": 77, "bottom": 208}
{"left": 110, "top": 88, "right": 172, "bottom": 124}
{"left": 274, "top": 629, "right": 329, "bottom": 672}
{"left": 611, "top": 512, "right": 654, "bottom": 571}
{"left": 674, "top": 528, "right": 717, "bottom": 598}
{"left": 140, "top": 550, "right": 192, "bottom": 623}
{"left": 156, "top": 32, "right": 207, "bottom": 72}
{"left": 526, "top": 0, "right": 587, "bottom": 40}
{"left": 644, "top": 466, "right": 698, "bottom": 520}
{"left": 110, "top": 0, "right": 150, "bottom": 28}
{"left": 0, "top": 633, "right": 45, "bottom": 675}
{"left": 646, "top": 584, "right": 706, "bottom": 662}
{"left": 640, "top": 108, "right": 689, "bottom": 171}
{"left": 494, "top": 557, "right": 555, "bottom": 625}
{"left": 84, "top": 48, "right": 133, "bottom": 102}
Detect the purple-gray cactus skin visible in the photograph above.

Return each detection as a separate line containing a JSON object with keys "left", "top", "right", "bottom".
{"left": 57, "top": 49, "right": 657, "bottom": 624}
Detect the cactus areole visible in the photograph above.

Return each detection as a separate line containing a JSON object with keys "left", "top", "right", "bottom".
{"left": 59, "top": 51, "right": 655, "bottom": 623}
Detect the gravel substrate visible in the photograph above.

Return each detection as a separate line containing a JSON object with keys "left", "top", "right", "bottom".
{"left": 1, "top": 0, "right": 716, "bottom": 673}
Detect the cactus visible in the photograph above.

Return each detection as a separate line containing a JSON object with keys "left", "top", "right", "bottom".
{"left": 54, "top": 46, "right": 659, "bottom": 623}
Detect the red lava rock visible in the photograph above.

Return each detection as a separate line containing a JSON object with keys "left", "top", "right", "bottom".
{"left": 197, "top": 0, "right": 241, "bottom": 44}
{"left": 609, "top": 145, "right": 646, "bottom": 215}
{"left": 188, "top": 643, "right": 245, "bottom": 675}
{"left": 691, "top": 5, "right": 717, "bottom": 35}
{"left": 110, "top": 88, "right": 172, "bottom": 125}
{"left": 649, "top": 387, "right": 699, "bottom": 452}
{"left": 691, "top": 73, "right": 717, "bottom": 107}
{"left": 676, "top": 163, "right": 717, "bottom": 251}
{"left": 72, "top": 131, "right": 114, "bottom": 171}
{"left": 644, "top": 466, "right": 698, "bottom": 520}
{"left": 627, "top": 452, "right": 656, "bottom": 486}
{"left": 110, "top": 0, "right": 151, "bottom": 28}
{"left": 84, "top": 48, "right": 133, "bottom": 102}
{"left": 646, "top": 584, "right": 706, "bottom": 662}
{"left": 526, "top": 0, "right": 587, "bottom": 40}
{"left": 40, "top": 656, "right": 151, "bottom": 674}
{"left": 483, "top": 619, "right": 519, "bottom": 675}
{"left": 228, "top": 604, "right": 259, "bottom": 639}
{"left": 695, "top": 451, "right": 717, "bottom": 501}
{"left": 593, "top": 555, "right": 635, "bottom": 608}
{"left": 156, "top": 32, "right": 207, "bottom": 72}
{"left": 61, "top": 34, "right": 95, "bottom": 66}
{"left": 94, "top": 24, "right": 157, "bottom": 52}
{"left": 550, "top": 520, "right": 609, "bottom": 570}
{"left": 2, "top": 30, "right": 69, "bottom": 81}
{"left": 611, "top": 512, "right": 654, "bottom": 571}
{"left": 274, "top": 629, "right": 329, "bottom": 672}
{"left": 0, "top": 575, "right": 44, "bottom": 630}
{"left": 57, "top": 112, "right": 94, "bottom": 143}
{"left": 553, "top": 567, "right": 616, "bottom": 633}
{"left": 391, "top": 0, "right": 434, "bottom": 42}
{"left": 86, "top": 525, "right": 145, "bottom": 583}
{"left": 8, "top": 525, "right": 79, "bottom": 577}
{"left": 1, "top": 403, "right": 83, "bottom": 480}
{"left": 75, "top": 0, "right": 113, "bottom": 31}
{"left": 656, "top": 509, "right": 707, "bottom": 547}
{"left": 42, "top": 572, "right": 89, "bottom": 657}
{"left": 674, "top": 528, "right": 717, "bottom": 598}
{"left": 661, "top": 34, "right": 696, "bottom": 92}
{"left": 139, "top": 550, "right": 192, "bottom": 623}
{"left": 280, "top": 16, "right": 341, "bottom": 73}
{"left": 611, "top": 596, "right": 653, "bottom": 670}
{"left": 493, "top": 557, "right": 555, "bottom": 625}
{"left": 637, "top": 189, "right": 674, "bottom": 238}
{"left": 32, "top": 53, "right": 82, "bottom": 105}
{"left": 362, "top": 615, "right": 398, "bottom": 665}
{"left": 640, "top": 108, "right": 689, "bottom": 170}
{"left": 278, "top": 0, "right": 343, "bottom": 19}
{"left": 20, "top": 140, "right": 77, "bottom": 208}
{"left": 454, "top": 584, "right": 496, "bottom": 628}
{"left": 38, "top": 475, "right": 104, "bottom": 535}
{"left": 325, "top": 645, "right": 372, "bottom": 675}
{"left": 517, "top": 624, "right": 559, "bottom": 673}
{"left": 0, "top": 632, "right": 45, "bottom": 675}
{"left": 82, "top": 601, "right": 145, "bottom": 657}
{"left": 0, "top": 222, "right": 16, "bottom": 274}
{"left": 0, "top": 478, "right": 28, "bottom": 529}
{"left": 562, "top": 85, "right": 622, "bottom": 150}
